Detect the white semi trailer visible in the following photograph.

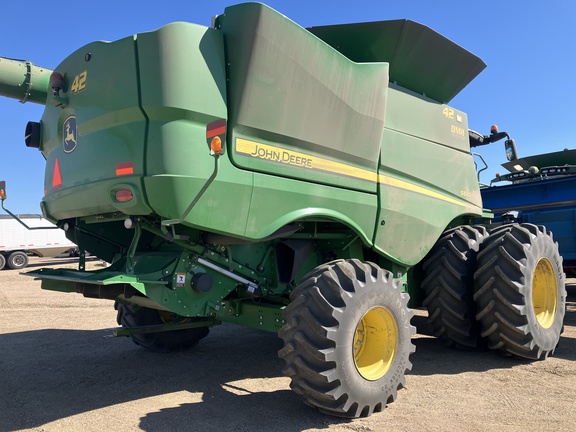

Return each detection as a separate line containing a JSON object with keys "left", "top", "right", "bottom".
{"left": 0, "top": 215, "right": 75, "bottom": 269}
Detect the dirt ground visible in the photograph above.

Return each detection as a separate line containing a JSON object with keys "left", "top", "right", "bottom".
{"left": 0, "top": 257, "right": 575, "bottom": 432}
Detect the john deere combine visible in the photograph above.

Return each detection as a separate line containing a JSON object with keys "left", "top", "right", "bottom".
{"left": 0, "top": 3, "right": 566, "bottom": 418}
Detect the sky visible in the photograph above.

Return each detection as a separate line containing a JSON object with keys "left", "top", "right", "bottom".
{"left": 0, "top": 0, "right": 575, "bottom": 213}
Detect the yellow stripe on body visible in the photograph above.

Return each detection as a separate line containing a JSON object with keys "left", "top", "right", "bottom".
{"left": 378, "top": 174, "right": 468, "bottom": 207}
{"left": 236, "top": 138, "right": 378, "bottom": 182}
{"left": 236, "top": 138, "right": 474, "bottom": 209}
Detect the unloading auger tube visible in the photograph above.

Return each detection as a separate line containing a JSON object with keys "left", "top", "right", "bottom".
{"left": 0, "top": 57, "right": 52, "bottom": 104}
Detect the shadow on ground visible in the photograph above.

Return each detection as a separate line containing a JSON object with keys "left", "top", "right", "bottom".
{"left": 4, "top": 309, "right": 571, "bottom": 431}
{"left": 0, "top": 284, "right": 573, "bottom": 431}
{"left": 0, "top": 325, "right": 342, "bottom": 432}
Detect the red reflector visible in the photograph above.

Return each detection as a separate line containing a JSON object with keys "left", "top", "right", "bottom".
{"left": 206, "top": 119, "right": 227, "bottom": 138}
{"left": 52, "top": 158, "right": 62, "bottom": 189}
{"left": 116, "top": 162, "right": 134, "bottom": 176}
{"left": 115, "top": 190, "right": 133, "bottom": 202}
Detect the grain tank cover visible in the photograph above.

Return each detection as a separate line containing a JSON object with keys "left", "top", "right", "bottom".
{"left": 308, "top": 20, "right": 486, "bottom": 103}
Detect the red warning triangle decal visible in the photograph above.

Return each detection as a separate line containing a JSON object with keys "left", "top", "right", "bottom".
{"left": 52, "top": 158, "right": 62, "bottom": 190}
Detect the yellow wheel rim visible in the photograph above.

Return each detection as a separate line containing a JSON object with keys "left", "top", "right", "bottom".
{"left": 532, "top": 257, "right": 558, "bottom": 329}
{"left": 353, "top": 306, "right": 398, "bottom": 381}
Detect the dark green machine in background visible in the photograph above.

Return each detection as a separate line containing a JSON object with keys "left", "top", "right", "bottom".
{"left": 0, "top": 2, "right": 566, "bottom": 418}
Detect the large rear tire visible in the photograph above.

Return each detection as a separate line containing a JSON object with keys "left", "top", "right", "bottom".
{"left": 115, "top": 302, "right": 210, "bottom": 353}
{"left": 279, "top": 259, "right": 415, "bottom": 418}
{"left": 474, "top": 223, "right": 566, "bottom": 359}
{"left": 421, "top": 225, "right": 488, "bottom": 350}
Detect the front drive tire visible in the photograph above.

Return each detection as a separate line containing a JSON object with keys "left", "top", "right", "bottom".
{"left": 474, "top": 223, "right": 566, "bottom": 359}
{"left": 279, "top": 259, "right": 415, "bottom": 418}
{"left": 115, "top": 302, "right": 210, "bottom": 353}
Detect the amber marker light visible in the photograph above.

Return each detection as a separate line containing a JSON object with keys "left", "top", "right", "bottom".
{"left": 210, "top": 136, "right": 222, "bottom": 154}
{"left": 115, "top": 190, "right": 134, "bottom": 202}
{"left": 490, "top": 125, "right": 499, "bottom": 134}
{"left": 206, "top": 119, "right": 226, "bottom": 155}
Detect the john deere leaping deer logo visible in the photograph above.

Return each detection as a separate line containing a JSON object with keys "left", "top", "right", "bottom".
{"left": 63, "top": 115, "right": 77, "bottom": 153}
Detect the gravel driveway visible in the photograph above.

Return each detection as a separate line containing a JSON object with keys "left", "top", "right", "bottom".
{"left": 1, "top": 257, "right": 575, "bottom": 431}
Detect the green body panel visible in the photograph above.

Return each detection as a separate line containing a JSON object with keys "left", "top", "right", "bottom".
{"left": 136, "top": 23, "right": 235, "bottom": 227}
{"left": 246, "top": 173, "right": 377, "bottom": 243}
{"left": 41, "top": 35, "right": 150, "bottom": 219}
{"left": 3, "top": 2, "right": 492, "bottom": 327}
{"left": 374, "top": 85, "right": 483, "bottom": 264}
{"left": 218, "top": 3, "right": 387, "bottom": 194}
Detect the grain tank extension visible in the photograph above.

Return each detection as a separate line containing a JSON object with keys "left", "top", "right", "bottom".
{"left": 0, "top": 3, "right": 565, "bottom": 418}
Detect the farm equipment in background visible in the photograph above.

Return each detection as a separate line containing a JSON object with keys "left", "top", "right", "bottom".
{"left": 0, "top": 3, "right": 566, "bottom": 418}
{"left": 0, "top": 213, "right": 75, "bottom": 269}
{"left": 481, "top": 144, "right": 576, "bottom": 275}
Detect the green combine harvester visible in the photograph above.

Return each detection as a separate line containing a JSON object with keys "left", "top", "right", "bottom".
{"left": 0, "top": 3, "right": 566, "bottom": 418}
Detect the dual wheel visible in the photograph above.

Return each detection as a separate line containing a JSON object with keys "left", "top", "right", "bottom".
{"left": 114, "top": 223, "right": 564, "bottom": 418}
{"left": 0, "top": 251, "right": 29, "bottom": 270}
{"left": 421, "top": 223, "right": 565, "bottom": 359}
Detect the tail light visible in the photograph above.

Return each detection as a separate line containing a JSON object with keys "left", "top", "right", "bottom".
{"left": 115, "top": 190, "right": 134, "bottom": 202}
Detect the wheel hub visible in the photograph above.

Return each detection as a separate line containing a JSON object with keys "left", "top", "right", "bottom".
{"left": 353, "top": 306, "right": 398, "bottom": 381}
{"left": 532, "top": 257, "right": 558, "bottom": 329}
